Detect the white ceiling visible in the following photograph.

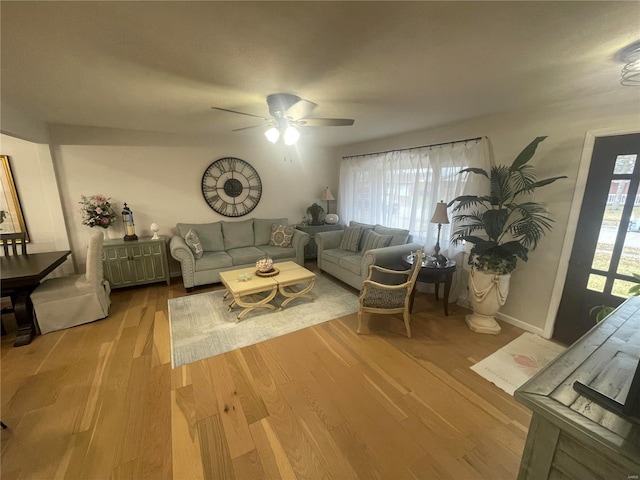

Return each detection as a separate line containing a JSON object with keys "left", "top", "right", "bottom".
{"left": 2, "top": 1, "right": 639, "bottom": 147}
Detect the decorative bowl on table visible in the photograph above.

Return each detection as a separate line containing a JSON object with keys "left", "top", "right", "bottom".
{"left": 256, "top": 255, "right": 273, "bottom": 273}
{"left": 325, "top": 213, "right": 339, "bottom": 225}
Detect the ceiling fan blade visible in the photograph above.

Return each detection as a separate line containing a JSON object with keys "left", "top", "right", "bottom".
{"left": 298, "top": 118, "right": 355, "bottom": 127}
{"left": 286, "top": 99, "right": 317, "bottom": 120}
{"left": 212, "top": 106, "right": 269, "bottom": 120}
{"left": 232, "top": 122, "right": 271, "bottom": 132}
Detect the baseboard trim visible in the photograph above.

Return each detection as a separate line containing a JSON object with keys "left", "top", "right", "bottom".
{"left": 495, "top": 311, "right": 546, "bottom": 337}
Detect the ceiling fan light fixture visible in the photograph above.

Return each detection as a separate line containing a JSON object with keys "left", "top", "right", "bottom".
{"left": 264, "top": 127, "right": 280, "bottom": 143}
{"left": 620, "top": 41, "right": 640, "bottom": 86}
{"left": 284, "top": 126, "right": 300, "bottom": 145}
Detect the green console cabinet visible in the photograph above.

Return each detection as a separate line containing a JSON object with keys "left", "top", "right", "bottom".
{"left": 295, "top": 223, "right": 344, "bottom": 259}
{"left": 102, "top": 236, "right": 170, "bottom": 289}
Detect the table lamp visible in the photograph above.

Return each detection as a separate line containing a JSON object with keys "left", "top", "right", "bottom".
{"left": 320, "top": 187, "right": 335, "bottom": 214}
{"left": 430, "top": 200, "right": 450, "bottom": 259}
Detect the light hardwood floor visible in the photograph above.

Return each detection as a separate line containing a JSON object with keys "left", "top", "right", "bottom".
{"left": 1, "top": 267, "right": 531, "bottom": 479}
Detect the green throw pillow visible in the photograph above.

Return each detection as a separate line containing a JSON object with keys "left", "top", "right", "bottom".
{"left": 269, "top": 224, "right": 295, "bottom": 247}
{"left": 185, "top": 229, "right": 204, "bottom": 259}
{"left": 340, "top": 226, "right": 362, "bottom": 252}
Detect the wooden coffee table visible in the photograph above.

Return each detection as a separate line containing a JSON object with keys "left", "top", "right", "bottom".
{"left": 219, "top": 261, "right": 316, "bottom": 321}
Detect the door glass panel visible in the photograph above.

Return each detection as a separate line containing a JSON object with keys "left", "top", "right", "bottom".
{"left": 612, "top": 278, "right": 639, "bottom": 298}
{"left": 613, "top": 154, "right": 637, "bottom": 174}
{"left": 618, "top": 235, "right": 640, "bottom": 278}
{"left": 587, "top": 274, "right": 606, "bottom": 293}
{"left": 593, "top": 179, "right": 630, "bottom": 271}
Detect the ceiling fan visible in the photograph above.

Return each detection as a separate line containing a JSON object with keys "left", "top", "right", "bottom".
{"left": 212, "top": 93, "right": 355, "bottom": 144}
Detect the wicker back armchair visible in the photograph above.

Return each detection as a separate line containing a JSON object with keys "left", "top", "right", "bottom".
{"left": 357, "top": 249, "right": 425, "bottom": 338}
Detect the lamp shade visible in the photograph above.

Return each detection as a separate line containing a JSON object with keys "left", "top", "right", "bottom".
{"left": 430, "top": 201, "right": 450, "bottom": 224}
{"left": 320, "top": 187, "right": 335, "bottom": 201}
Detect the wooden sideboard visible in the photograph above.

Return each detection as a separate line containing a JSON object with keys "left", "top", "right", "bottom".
{"left": 515, "top": 296, "right": 640, "bottom": 479}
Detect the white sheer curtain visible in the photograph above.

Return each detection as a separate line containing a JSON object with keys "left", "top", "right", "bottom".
{"left": 339, "top": 137, "right": 490, "bottom": 298}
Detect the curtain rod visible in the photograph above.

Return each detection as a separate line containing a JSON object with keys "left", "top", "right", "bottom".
{"left": 342, "top": 136, "right": 484, "bottom": 159}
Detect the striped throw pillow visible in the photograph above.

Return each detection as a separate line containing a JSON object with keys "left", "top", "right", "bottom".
{"left": 339, "top": 226, "right": 362, "bottom": 252}
{"left": 361, "top": 230, "right": 392, "bottom": 252}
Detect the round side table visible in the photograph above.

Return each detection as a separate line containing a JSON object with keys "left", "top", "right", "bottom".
{"left": 402, "top": 254, "right": 456, "bottom": 316}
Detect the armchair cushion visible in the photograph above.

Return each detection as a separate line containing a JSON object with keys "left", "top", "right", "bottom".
{"left": 269, "top": 224, "right": 295, "bottom": 247}
{"left": 340, "top": 226, "right": 362, "bottom": 252}
{"left": 361, "top": 285, "right": 407, "bottom": 308}
{"left": 185, "top": 229, "right": 204, "bottom": 259}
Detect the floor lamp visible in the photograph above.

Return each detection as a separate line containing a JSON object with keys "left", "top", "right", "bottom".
{"left": 430, "top": 201, "right": 450, "bottom": 261}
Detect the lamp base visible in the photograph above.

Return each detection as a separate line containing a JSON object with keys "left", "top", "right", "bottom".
{"left": 124, "top": 234, "right": 138, "bottom": 242}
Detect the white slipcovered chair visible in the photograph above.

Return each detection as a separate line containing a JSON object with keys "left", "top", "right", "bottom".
{"left": 31, "top": 231, "right": 111, "bottom": 334}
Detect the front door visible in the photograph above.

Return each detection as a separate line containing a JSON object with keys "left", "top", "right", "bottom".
{"left": 554, "top": 133, "right": 640, "bottom": 345}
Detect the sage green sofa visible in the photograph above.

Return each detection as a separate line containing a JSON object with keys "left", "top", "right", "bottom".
{"left": 316, "top": 221, "right": 422, "bottom": 290}
{"left": 169, "top": 218, "right": 310, "bottom": 290}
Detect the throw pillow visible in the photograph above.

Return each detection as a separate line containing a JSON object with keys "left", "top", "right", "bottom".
{"left": 269, "top": 224, "right": 295, "bottom": 247}
{"left": 339, "top": 226, "right": 362, "bottom": 252}
{"left": 185, "top": 229, "right": 204, "bottom": 259}
{"left": 361, "top": 230, "right": 393, "bottom": 252}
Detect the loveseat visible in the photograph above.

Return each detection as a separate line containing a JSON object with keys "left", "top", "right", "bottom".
{"left": 169, "top": 218, "right": 310, "bottom": 290}
{"left": 316, "top": 221, "right": 422, "bottom": 290}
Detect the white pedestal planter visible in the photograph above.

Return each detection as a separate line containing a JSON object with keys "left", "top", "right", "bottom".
{"left": 466, "top": 269, "right": 510, "bottom": 335}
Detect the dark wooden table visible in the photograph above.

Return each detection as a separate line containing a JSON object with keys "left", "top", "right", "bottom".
{"left": 1, "top": 250, "right": 71, "bottom": 346}
{"left": 402, "top": 254, "right": 456, "bottom": 315}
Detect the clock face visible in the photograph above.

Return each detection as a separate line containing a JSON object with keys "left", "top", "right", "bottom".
{"left": 201, "top": 157, "right": 262, "bottom": 217}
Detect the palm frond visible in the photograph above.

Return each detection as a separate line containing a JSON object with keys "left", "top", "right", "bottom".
{"left": 449, "top": 195, "right": 493, "bottom": 212}
{"left": 510, "top": 136, "right": 547, "bottom": 171}
{"left": 511, "top": 165, "right": 536, "bottom": 197}
{"left": 513, "top": 175, "right": 568, "bottom": 198}
{"left": 457, "top": 167, "right": 489, "bottom": 178}
{"left": 490, "top": 165, "right": 512, "bottom": 205}
{"left": 507, "top": 203, "right": 555, "bottom": 249}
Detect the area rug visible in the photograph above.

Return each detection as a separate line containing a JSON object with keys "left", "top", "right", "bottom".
{"left": 168, "top": 275, "right": 358, "bottom": 368}
{"left": 470, "top": 332, "right": 566, "bottom": 395}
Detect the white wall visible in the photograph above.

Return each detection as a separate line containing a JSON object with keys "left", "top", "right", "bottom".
{"left": 47, "top": 125, "right": 340, "bottom": 271}
{"left": 334, "top": 98, "right": 640, "bottom": 336}
{"left": 0, "top": 133, "right": 74, "bottom": 275}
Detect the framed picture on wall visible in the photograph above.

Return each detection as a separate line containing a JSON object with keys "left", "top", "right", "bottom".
{"left": 0, "top": 155, "right": 30, "bottom": 242}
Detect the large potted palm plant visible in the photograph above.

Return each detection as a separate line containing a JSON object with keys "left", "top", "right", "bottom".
{"left": 449, "top": 136, "right": 566, "bottom": 334}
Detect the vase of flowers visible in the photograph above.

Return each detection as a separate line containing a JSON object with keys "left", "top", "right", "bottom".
{"left": 79, "top": 194, "right": 118, "bottom": 237}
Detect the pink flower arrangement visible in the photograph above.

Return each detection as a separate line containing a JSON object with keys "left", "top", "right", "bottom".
{"left": 79, "top": 194, "right": 118, "bottom": 229}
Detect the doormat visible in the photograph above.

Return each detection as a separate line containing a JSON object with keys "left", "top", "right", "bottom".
{"left": 168, "top": 274, "right": 358, "bottom": 368}
{"left": 470, "top": 332, "right": 566, "bottom": 395}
